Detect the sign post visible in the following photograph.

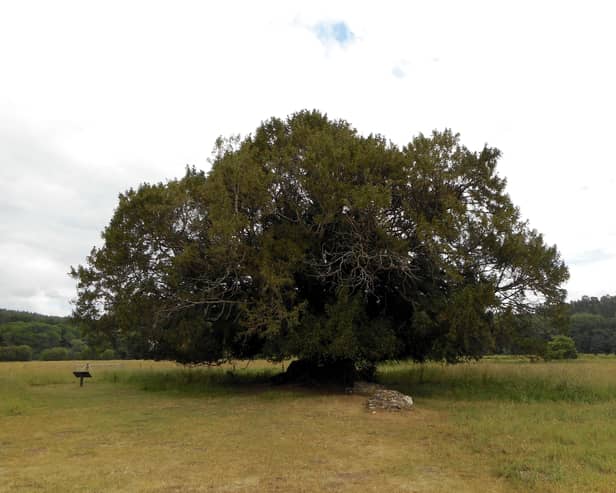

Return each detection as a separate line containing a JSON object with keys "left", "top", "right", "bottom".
{"left": 73, "top": 370, "right": 92, "bottom": 387}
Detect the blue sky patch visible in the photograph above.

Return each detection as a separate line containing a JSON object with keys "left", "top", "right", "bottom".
{"left": 313, "top": 21, "right": 354, "bottom": 46}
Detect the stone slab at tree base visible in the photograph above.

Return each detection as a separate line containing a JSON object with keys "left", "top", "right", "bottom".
{"left": 349, "top": 381, "right": 414, "bottom": 412}
{"left": 367, "top": 389, "right": 414, "bottom": 411}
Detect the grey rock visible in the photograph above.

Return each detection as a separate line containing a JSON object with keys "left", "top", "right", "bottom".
{"left": 347, "top": 381, "right": 414, "bottom": 412}
{"left": 366, "top": 389, "right": 414, "bottom": 412}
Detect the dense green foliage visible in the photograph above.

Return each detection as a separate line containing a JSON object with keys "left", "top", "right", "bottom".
{"left": 492, "top": 303, "right": 568, "bottom": 357}
{"left": 490, "top": 295, "right": 616, "bottom": 357}
{"left": 0, "top": 345, "right": 32, "bottom": 361}
{"left": 545, "top": 335, "right": 578, "bottom": 360}
{"left": 568, "top": 295, "right": 616, "bottom": 353}
{"left": 0, "top": 309, "right": 67, "bottom": 325}
{"left": 0, "top": 309, "right": 80, "bottom": 358}
{"left": 72, "top": 111, "right": 568, "bottom": 369}
{"left": 570, "top": 294, "right": 616, "bottom": 318}
{"left": 39, "top": 347, "right": 71, "bottom": 361}
{"left": 0, "top": 308, "right": 112, "bottom": 359}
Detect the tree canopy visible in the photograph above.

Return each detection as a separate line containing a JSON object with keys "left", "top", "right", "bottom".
{"left": 71, "top": 110, "right": 568, "bottom": 371}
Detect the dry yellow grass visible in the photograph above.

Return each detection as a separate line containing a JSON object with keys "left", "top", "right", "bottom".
{"left": 1, "top": 360, "right": 510, "bottom": 492}
{"left": 3, "top": 357, "right": 616, "bottom": 492}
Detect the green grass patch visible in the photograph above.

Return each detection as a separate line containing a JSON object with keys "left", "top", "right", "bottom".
{"left": 100, "top": 367, "right": 278, "bottom": 395}
{"left": 379, "top": 358, "right": 616, "bottom": 403}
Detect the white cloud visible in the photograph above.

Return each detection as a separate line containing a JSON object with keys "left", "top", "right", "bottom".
{"left": 1, "top": 0, "right": 615, "bottom": 314}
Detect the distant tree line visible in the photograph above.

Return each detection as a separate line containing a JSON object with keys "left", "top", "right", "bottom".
{"left": 568, "top": 295, "right": 616, "bottom": 354}
{"left": 492, "top": 303, "right": 568, "bottom": 357}
{"left": 2, "top": 294, "right": 612, "bottom": 362}
{"left": 492, "top": 295, "right": 616, "bottom": 357}
{"left": 0, "top": 309, "right": 117, "bottom": 361}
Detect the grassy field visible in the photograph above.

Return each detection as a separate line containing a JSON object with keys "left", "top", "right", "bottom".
{"left": 2, "top": 357, "right": 616, "bottom": 492}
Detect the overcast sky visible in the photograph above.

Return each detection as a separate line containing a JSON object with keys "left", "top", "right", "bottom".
{"left": 1, "top": 1, "right": 615, "bottom": 316}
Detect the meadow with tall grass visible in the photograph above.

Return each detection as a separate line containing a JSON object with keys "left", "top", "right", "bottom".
{"left": 2, "top": 356, "right": 616, "bottom": 492}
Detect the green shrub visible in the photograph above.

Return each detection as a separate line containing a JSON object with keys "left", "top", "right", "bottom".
{"left": 14, "top": 345, "right": 32, "bottom": 361}
{"left": 546, "top": 335, "right": 578, "bottom": 360}
{"left": 39, "top": 347, "right": 70, "bottom": 361}
{"left": 0, "top": 345, "right": 32, "bottom": 361}
{"left": 69, "top": 339, "right": 91, "bottom": 359}
{"left": 100, "top": 348, "right": 116, "bottom": 360}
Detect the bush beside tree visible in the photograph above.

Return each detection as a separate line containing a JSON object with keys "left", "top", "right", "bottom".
{"left": 546, "top": 335, "right": 578, "bottom": 360}
{"left": 40, "top": 347, "right": 71, "bottom": 361}
{"left": 100, "top": 349, "right": 116, "bottom": 360}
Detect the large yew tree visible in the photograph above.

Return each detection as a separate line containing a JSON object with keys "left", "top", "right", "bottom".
{"left": 71, "top": 110, "right": 568, "bottom": 372}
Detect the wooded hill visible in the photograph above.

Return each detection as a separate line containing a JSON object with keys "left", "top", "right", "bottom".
{"left": 0, "top": 308, "right": 114, "bottom": 361}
